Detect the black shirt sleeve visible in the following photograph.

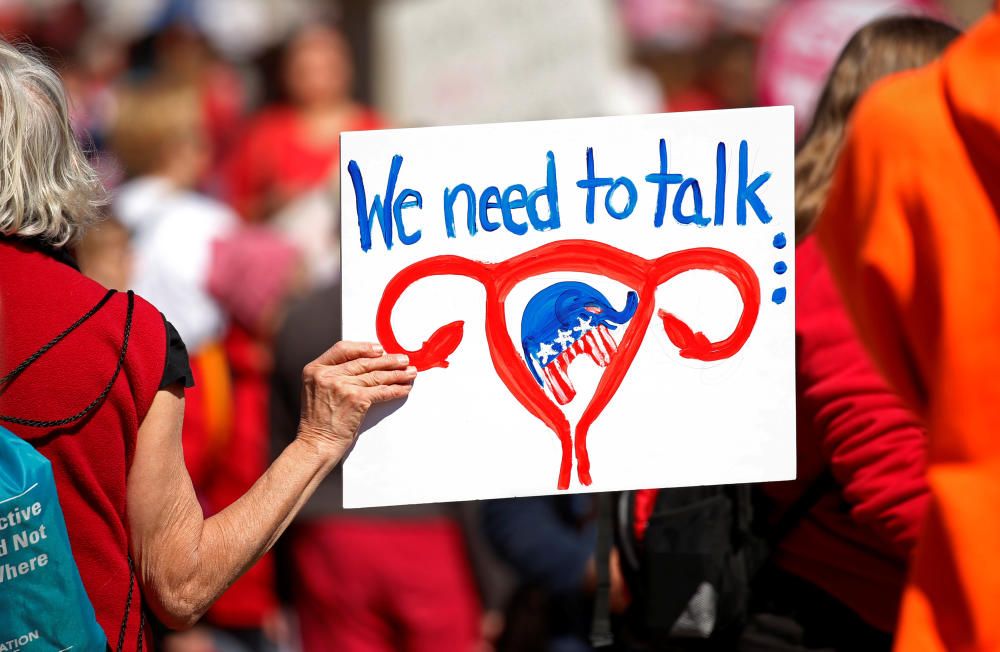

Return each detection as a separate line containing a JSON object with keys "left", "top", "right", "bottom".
{"left": 160, "top": 315, "right": 195, "bottom": 390}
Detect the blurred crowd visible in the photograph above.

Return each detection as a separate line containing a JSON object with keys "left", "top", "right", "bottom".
{"left": 1, "top": 0, "right": 995, "bottom": 651}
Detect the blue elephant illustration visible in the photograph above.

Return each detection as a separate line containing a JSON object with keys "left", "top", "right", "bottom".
{"left": 521, "top": 281, "right": 639, "bottom": 403}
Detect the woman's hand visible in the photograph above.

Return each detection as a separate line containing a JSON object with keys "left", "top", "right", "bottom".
{"left": 296, "top": 340, "right": 416, "bottom": 457}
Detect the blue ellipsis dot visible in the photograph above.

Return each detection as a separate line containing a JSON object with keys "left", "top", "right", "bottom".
{"left": 772, "top": 287, "right": 787, "bottom": 304}
{"left": 774, "top": 261, "right": 788, "bottom": 275}
{"left": 773, "top": 232, "right": 787, "bottom": 249}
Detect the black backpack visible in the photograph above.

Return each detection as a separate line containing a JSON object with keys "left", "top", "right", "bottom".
{"left": 589, "top": 478, "right": 831, "bottom": 650}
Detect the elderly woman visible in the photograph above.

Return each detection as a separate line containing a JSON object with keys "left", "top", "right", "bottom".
{"left": 0, "top": 40, "right": 413, "bottom": 648}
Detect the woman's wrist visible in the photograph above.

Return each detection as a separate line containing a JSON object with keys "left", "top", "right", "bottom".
{"left": 291, "top": 426, "right": 351, "bottom": 468}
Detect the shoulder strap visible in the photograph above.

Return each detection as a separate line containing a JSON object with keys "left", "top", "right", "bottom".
{"left": 590, "top": 492, "right": 615, "bottom": 648}
{"left": 0, "top": 290, "right": 135, "bottom": 428}
{"left": 116, "top": 555, "right": 145, "bottom": 652}
{"left": 767, "top": 470, "right": 835, "bottom": 546}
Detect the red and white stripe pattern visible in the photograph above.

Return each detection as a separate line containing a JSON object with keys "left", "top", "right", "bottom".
{"left": 541, "top": 324, "right": 619, "bottom": 405}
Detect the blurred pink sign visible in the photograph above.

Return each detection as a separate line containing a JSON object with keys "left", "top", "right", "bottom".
{"left": 757, "top": 0, "right": 943, "bottom": 135}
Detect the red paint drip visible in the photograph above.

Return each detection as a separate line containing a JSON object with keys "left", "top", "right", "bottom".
{"left": 374, "top": 240, "right": 760, "bottom": 490}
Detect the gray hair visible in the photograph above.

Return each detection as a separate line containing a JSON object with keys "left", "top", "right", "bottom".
{"left": 0, "top": 40, "right": 105, "bottom": 247}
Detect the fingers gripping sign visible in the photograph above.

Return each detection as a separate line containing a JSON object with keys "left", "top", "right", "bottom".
{"left": 297, "top": 341, "right": 416, "bottom": 454}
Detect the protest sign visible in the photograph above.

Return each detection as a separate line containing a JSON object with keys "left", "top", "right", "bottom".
{"left": 374, "top": 0, "right": 634, "bottom": 125}
{"left": 341, "top": 107, "right": 795, "bottom": 507}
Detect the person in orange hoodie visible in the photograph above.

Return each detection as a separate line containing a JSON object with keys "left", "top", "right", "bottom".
{"left": 818, "top": 6, "right": 1000, "bottom": 651}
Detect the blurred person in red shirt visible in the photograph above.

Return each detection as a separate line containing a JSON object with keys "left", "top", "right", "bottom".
{"left": 221, "top": 23, "right": 383, "bottom": 223}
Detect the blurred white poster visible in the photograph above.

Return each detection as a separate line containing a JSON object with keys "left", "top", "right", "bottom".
{"left": 341, "top": 107, "right": 796, "bottom": 507}
{"left": 374, "top": 0, "right": 656, "bottom": 126}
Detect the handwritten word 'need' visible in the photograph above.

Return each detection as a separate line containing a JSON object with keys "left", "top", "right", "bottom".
{"left": 348, "top": 138, "right": 774, "bottom": 252}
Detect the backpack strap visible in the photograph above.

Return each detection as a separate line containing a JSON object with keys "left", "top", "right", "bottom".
{"left": 590, "top": 492, "right": 615, "bottom": 648}
{"left": 0, "top": 290, "right": 134, "bottom": 428}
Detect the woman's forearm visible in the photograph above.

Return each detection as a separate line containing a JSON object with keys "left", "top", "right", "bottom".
{"left": 129, "top": 343, "right": 413, "bottom": 630}
{"left": 129, "top": 394, "right": 347, "bottom": 628}
{"left": 168, "top": 435, "right": 345, "bottom": 625}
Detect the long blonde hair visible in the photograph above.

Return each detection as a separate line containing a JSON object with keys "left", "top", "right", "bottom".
{"left": 0, "top": 40, "right": 105, "bottom": 246}
{"left": 795, "top": 15, "right": 959, "bottom": 238}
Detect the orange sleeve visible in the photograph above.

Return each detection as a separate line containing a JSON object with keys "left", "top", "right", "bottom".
{"left": 817, "top": 80, "right": 924, "bottom": 412}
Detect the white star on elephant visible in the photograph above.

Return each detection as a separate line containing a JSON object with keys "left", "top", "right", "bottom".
{"left": 537, "top": 341, "right": 558, "bottom": 364}
{"left": 555, "top": 329, "right": 575, "bottom": 350}
{"left": 574, "top": 316, "right": 595, "bottom": 335}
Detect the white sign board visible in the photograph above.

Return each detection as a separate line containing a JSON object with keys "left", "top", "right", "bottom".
{"left": 374, "top": 0, "right": 637, "bottom": 126}
{"left": 341, "top": 107, "right": 796, "bottom": 508}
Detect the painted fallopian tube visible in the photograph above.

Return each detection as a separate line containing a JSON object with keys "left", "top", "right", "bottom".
{"left": 375, "top": 240, "right": 760, "bottom": 490}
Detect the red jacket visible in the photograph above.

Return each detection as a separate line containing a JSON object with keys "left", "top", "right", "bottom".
{"left": 0, "top": 239, "right": 164, "bottom": 649}
{"left": 762, "top": 236, "right": 930, "bottom": 631}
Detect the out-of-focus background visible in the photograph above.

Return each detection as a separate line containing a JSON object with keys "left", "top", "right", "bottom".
{"left": 2, "top": 0, "right": 991, "bottom": 651}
